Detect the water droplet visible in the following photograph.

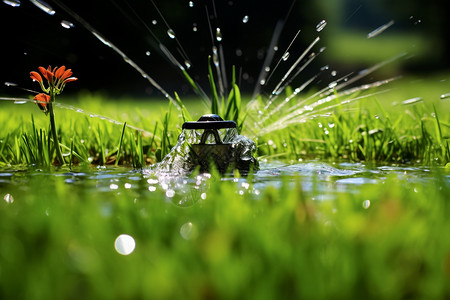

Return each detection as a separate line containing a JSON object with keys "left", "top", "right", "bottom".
{"left": 114, "top": 234, "right": 136, "bottom": 255}
{"left": 328, "top": 81, "right": 337, "bottom": 89}
{"left": 3, "top": 193, "right": 14, "bottom": 204}
{"left": 3, "top": 0, "right": 21, "bottom": 7}
{"left": 273, "top": 46, "right": 278, "bottom": 51}
{"left": 242, "top": 15, "right": 249, "bottom": 23}
{"left": 166, "top": 189, "right": 175, "bottom": 198}
{"left": 264, "top": 66, "right": 270, "bottom": 72}
{"left": 316, "top": 19, "right": 327, "bottom": 32}
{"left": 167, "top": 29, "right": 176, "bottom": 39}
{"left": 152, "top": 19, "right": 157, "bottom": 25}
{"left": 192, "top": 23, "right": 198, "bottom": 32}
{"left": 60, "top": 20, "right": 74, "bottom": 29}
{"left": 367, "top": 20, "right": 394, "bottom": 39}
{"left": 145, "top": 51, "right": 151, "bottom": 56}
{"left": 440, "top": 93, "right": 450, "bottom": 100}
{"left": 188, "top": 1, "right": 194, "bottom": 7}
{"left": 331, "top": 70, "right": 337, "bottom": 76}
{"left": 401, "top": 97, "right": 423, "bottom": 105}
{"left": 362, "top": 200, "right": 371, "bottom": 209}
{"left": 180, "top": 222, "right": 198, "bottom": 240}
{"left": 260, "top": 79, "right": 266, "bottom": 85}
{"left": 282, "top": 52, "right": 290, "bottom": 61}
{"left": 235, "top": 48, "right": 242, "bottom": 56}
{"left": 216, "top": 27, "right": 222, "bottom": 42}
{"left": 30, "top": 0, "right": 55, "bottom": 15}
{"left": 4, "top": 82, "right": 17, "bottom": 87}
{"left": 184, "top": 60, "right": 191, "bottom": 69}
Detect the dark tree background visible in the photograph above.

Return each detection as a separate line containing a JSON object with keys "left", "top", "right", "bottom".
{"left": 1, "top": 0, "right": 448, "bottom": 98}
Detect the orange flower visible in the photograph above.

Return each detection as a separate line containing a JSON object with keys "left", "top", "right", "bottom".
{"left": 31, "top": 65, "right": 77, "bottom": 95}
{"left": 33, "top": 93, "right": 51, "bottom": 114}
{"left": 30, "top": 71, "right": 43, "bottom": 83}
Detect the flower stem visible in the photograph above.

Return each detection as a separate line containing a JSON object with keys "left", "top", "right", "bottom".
{"left": 48, "top": 101, "right": 64, "bottom": 166}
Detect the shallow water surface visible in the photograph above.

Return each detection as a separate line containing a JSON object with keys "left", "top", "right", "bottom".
{"left": 1, "top": 161, "right": 447, "bottom": 205}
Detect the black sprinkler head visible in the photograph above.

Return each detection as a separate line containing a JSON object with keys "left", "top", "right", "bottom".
{"left": 182, "top": 114, "right": 236, "bottom": 130}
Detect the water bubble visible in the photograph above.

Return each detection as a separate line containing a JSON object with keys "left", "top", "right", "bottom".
{"left": 216, "top": 27, "right": 222, "bottom": 42}
{"left": 188, "top": 1, "right": 194, "bottom": 7}
{"left": 152, "top": 19, "right": 157, "bottom": 25}
{"left": 30, "top": 0, "right": 55, "bottom": 15}
{"left": 114, "top": 234, "right": 136, "bottom": 255}
{"left": 316, "top": 19, "right": 327, "bottom": 32}
{"left": 440, "top": 93, "right": 450, "bottom": 100}
{"left": 60, "top": 20, "right": 74, "bottom": 29}
{"left": 180, "top": 222, "right": 198, "bottom": 240}
{"left": 362, "top": 200, "right": 371, "bottom": 209}
{"left": 167, "top": 29, "right": 176, "bottom": 39}
{"left": 145, "top": 51, "right": 151, "bottom": 56}
{"left": 367, "top": 20, "right": 394, "bottom": 39}
{"left": 3, "top": 0, "right": 21, "bottom": 7}
{"left": 282, "top": 52, "right": 290, "bottom": 61}
{"left": 166, "top": 189, "right": 175, "bottom": 198}
{"left": 401, "top": 97, "right": 423, "bottom": 105}
{"left": 328, "top": 81, "right": 337, "bottom": 89}
{"left": 242, "top": 15, "right": 249, "bottom": 23}
{"left": 3, "top": 193, "right": 14, "bottom": 204}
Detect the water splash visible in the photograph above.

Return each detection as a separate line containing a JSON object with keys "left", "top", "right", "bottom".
{"left": 60, "top": 20, "right": 74, "bottom": 29}
{"left": 315, "top": 20, "right": 327, "bottom": 32}
{"left": 2, "top": 0, "right": 20, "bottom": 7}
{"left": 367, "top": 20, "right": 395, "bottom": 39}
{"left": 30, "top": 0, "right": 55, "bottom": 15}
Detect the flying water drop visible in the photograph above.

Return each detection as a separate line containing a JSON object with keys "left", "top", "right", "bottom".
{"left": 216, "top": 27, "right": 222, "bottom": 42}
{"left": 401, "top": 97, "right": 423, "bottom": 105}
{"left": 331, "top": 70, "right": 337, "bottom": 76}
{"left": 4, "top": 82, "right": 18, "bottom": 87}
{"left": 145, "top": 51, "right": 151, "bottom": 56}
{"left": 188, "top": 1, "right": 194, "bottom": 7}
{"left": 192, "top": 23, "right": 198, "bottom": 32}
{"left": 440, "top": 93, "right": 450, "bottom": 100}
{"left": 3, "top": 0, "right": 21, "bottom": 7}
{"left": 3, "top": 193, "right": 14, "bottom": 204}
{"left": 242, "top": 15, "right": 249, "bottom": 23}
{"left": 282, "top": 52, "right": 290, "bottom": 61}
{"left": 30, "top": 0, "right": 55, "bottom": 15}
{"left": 316, "top": 19, "right": 327, "bottom": 32}
{"left": 367, "top": 20, "right": 395, "bottom": 39}
{"left": 167, "top": 29, "right": 176, "bottom": 39}
{"left": 184, "top": 60, "right": 191, "bottom": 69}
{"left": 60, "top": 20, "right": 74, "bottom": 29}
{"left": 152, "top": 20, "right": 157, "bottom": 25}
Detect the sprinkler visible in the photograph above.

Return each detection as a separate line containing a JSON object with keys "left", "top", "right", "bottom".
{"left": 182, "top": 114, "right": 259, "bottom": 174}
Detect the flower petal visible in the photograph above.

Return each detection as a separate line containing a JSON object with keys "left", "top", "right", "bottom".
{"left": 60, "top": 69, "right": 73, "bottom": 81}
{"left": 30, "top": 71, "right": 43, "bottom": 83}
{"left": 55, "top": 66, "right": 66, "bottom": 79}
{"left": 63, "top": 77, "right": 78, "bottom": 83}
{"left": 33, "top": 93, "right": 50, "bottom": 110}
{"left": 38, "top": 66, "right": 49, "bottom": 81}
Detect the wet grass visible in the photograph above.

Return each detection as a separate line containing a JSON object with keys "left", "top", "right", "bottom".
{"left": 3, "top": 74, "right": 449, "bottom": 167}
